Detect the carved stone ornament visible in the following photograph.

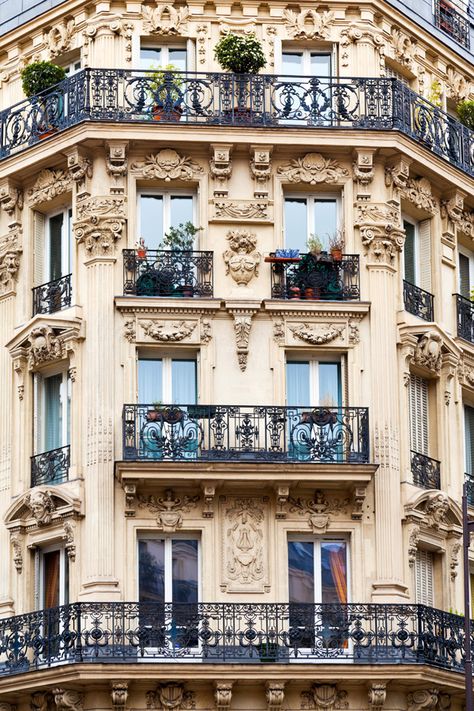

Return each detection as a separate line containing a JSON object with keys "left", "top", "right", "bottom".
{"left": 147, "top": 684, "right": 195, "bottom": 711}
{"left": 0, "top": 703, "right": 17, "bottom": 711}
{"left": 228, "top": 309, "right": 256, "bottom": 371}
{"left": 209, "top": 144, "right": 232, "bottom": 196}
{"left": 0, "top": 181, "right": 23, "bottom": 216}
{"left": 407, "top": 690, "right": 442, "bottom": 711}
{"left": 124, "top": 320, "right": 136, "bottom": 343}
{"left": 31, "top": 692, "right": 54, "bottom": 711}
{"left": 368, "top": 685, "right": 387, "bottom": 711}
{"left": 221, "top": 496, "right": 267, "bottom": 592}
{"left": 355, "top": 203, "right": 405, "bottom": 263}
{"left": 26, "top": 326, "right": 64, "bottom": 369}
{"left": 266, "top": 683, "right": 286, "bottom": 711}
{"left": 273, "top": 319, "right": 285, "bottom": 344}
{"left": 138, "top": 489, "right": 200, "bottom": 532}
{"left": 425, "top": 492, "right": 450, "bottom": 529}
{"left": 290, "top": 323, "right": 344, "bottom": 345}
{"left": 301, "top": 684, "right": 348, "bottom": 711}
{"left": 283, "top": 8, "right": 334, "bottom": 39}
{"left": 106, "top": 141, "right": 128, "bottom": 180}
{"left": 66, "top": 151, "right": 92, "bottom": 187}
{"left": 340, "top": 25, "right": 384, "bottom": 69}
{"left": 201, "top": 318, "right": 212, "bottom": 344}
{"left": 385, "top": 170, "right": 438, "bottom": 214}
{"left": 441, "top": 193, "right": 464, "bottom": 228}
{"left": 28, "top": 169, "right": 71, "bottom": 205}
{"left": 277, "top": 153, "right": 348, "bottom": 184}
{"left": 52, "top": 690, "right": 84, "bottom": 711}
{"left": 0, "top": 227, "right": 22, "bottom": 296}
{"left": 412, "top": 331, "right": 443, "bottom": 373}
{"left": 141, "top": 320, "right": 196, "bottom": 341}
{"left": 223, "top": 229, "right": 261, "bottom": 286}
{"left": 214, "top": 683, "right": 233, "bottom": 711}
{"left": 46, "top": 19, "right": 75, "bottom": 57}
{"left": 111, "top": 684, "right": 128, "bottom": 711}
{"left": 142, "top": 3, "right": 190, "bottom": 35}
{"left": 214, "top": 200, "right": 268, "bottom": 220}
{"left": 450, "top": 540, "right": 461, "bottom": 580}
{"left": 289, "top": 490, "right": 350, "bottom": 534}
{"left": 74, "top": 196, "right": 126, "bottom": 256}
{"left": 389, "top": 28, "right": 416, "bottom": 69}
{"left": 11, "top": 533, "right": 22, "bottom": 573}
{"left": 408, "top": 525, "right": 420, "bottom": 567}
{"left": 63, "top": 520, "right": 76, "bottom": 561}
{"left": 445, "top": 67, "right": 471, "bottom": 103}
{"left": 132, "top": 149, "right": 203, "bottom": 181}
{"left": 25, "top": 489, "right": 56, "bottom": 526}
{"left": 459, "top": 209, "right": 474, "bottom": 239}
{"left": 250, "top": 145, "right": 272, "bottom": 197}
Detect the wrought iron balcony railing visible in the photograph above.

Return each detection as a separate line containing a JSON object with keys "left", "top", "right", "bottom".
{"left": 122, "top": 404, "right": 369, "bottom": 463}
{"left": 269, "top": 253, "right": 359, "bottom": 301}
{"left": 403, "top": 280, "right": 434, "bottom": 321}
{"left": 32, "top": 274, "right": 72, "bottom": 315}
{"left": 0, "top": 601, "right": 470, "bottom": 676}
{"left": 123, "top": 250, "right": 213, "bottom": 297}
{"left": 434, "top": 0, "right": 470, "bottom": 47}
{"left": 31, "top": 445, "right": 70, "bottom": 487}
{"left": 411, "top": 450, "right": 441, "bottom": 490}
{"left": 466, "top": 473, "right": 474, "bottom": 507}
{"left": 456, "top": 293, "right": 474, "bottom": 343}
{"left": 1, "top": 70, "right": 474, "bottom": 180}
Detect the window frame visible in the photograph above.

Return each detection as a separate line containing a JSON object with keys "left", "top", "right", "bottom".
{"left": 458, "top": 245, "right": 474, "bottom": 297}
{"left": 137, "top": 353, "right": 198, "bottom": 403}
{"left": 287, "top": 534, "right": 351, "bottom": 603}
{"left": 280, "top": 47, "right": 333, "bottom": 77}
{"left": 45, "top": 207, "right": 72, "bottom": 282}
{"left": 34, "top": 368, "right": 71, "bottom": 455}
{"left": 37, "top": 544, "right": 69, "bottom": 609}
{"left": 286, "top": 356, "right": 342, "bottom": 407}
{"left": 139, "top": 41, "right": 192, "bottom": 71}
{"left": 402, "top": 214, "right": 419, "bottom": 285}
{"left": 137, "top": 533, "right": 201, "bottom": 602}
{"left": 283, "top": 193, "right": 341, "bottom": 253}
{"left": 137, "top": 189, "right": 197, "bottom": 250}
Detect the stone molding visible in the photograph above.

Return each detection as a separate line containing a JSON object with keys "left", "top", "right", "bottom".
{"left": 28, "top": 169, "right": 72, "bottom": 206}
{"left": 74, "top": 196, "right": 126, "bottom": 256}
{"left": 277, "top": 153, "right": 349, "bottom": 184}
{"left": 141, "top": 3, "right": 190, "bottom": 35}
{"left": 355, "top": 202, "right": 405, "bottom": 264}
{"left": 283, "top": 8, "right": 334, "bottom": 39}
{"left": 131, "top": 149, "right": 203, "bottom": 181}
{"left": 138, "top": 489, "right": 200, "bottom": 532}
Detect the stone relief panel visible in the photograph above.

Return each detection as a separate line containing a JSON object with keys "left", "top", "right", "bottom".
{"left": 141, "top": 3, "right": 190, "bottom": 35}
{"left": 283, "top": 8, "right": 334, "bottom": 39}
{"left": 220, "top": 496, "right": 269, "bottom": 593}
{"left": 301, "top": 685, "right": 348, "bottom": 711}
{"left": 28, "top": 169, "right": 72, "bottom": 206}
{"left": 138, "top": 489, "right": 200, "bottom": 532}
{"left": 0, "top": 226, "right": 22, "bottom": 297}
{"left": 289, "top": 323, "right": 345, "bottom": 346}
{"left": 223, "top": 229, "right": 261, "bottom": 286}
{"left": 277, "top": 153, "right": 349, "bottom": 184}
{"left": 211, "top": 199, "right": 271, "bottom": 222}
{"left": 131, "top": 149, "right": 203, "bottom": 181}
{"left": 140, "top": 320, "right": 197, "bottom": 342}
{"left": 287, "top": 490, "right": 351, "bottom": 533}
{"left": 46, "top": 19, "right": 75, "bottom": 58}
{"left": 355, "top": 203, "right": 405, "bottom": 264}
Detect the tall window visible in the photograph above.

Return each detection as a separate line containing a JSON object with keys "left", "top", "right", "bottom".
{"left": 288, "top": 539, "right": 348, "bottom": 604}
{"left": 414, "top": 549, "right": 434, "bottom": 606}
{"left": 139, "top": 192, "right": 195, "bottom": 251}
{"left": 34, "top": 370, "right": 71, "bottom": 455}
{"left": 408, "top": 373, "right": 429, "bottom": 460}
{"left": 34, "top": 209, "right": 72, "bottom": 286}
{"left": 403, "top": 217, "right": 432, "bottom": 292}
{"left": 138, "top": 356, "right": 197, "bottom": 404}
{"left": 140, "top": 45, "right": 187, "bottom": 71}
{"left": 465, "top": 405, "right": 474, "bottom": 476}
{"left": 284, "top": 196, "right": 339, "bottom": 253}
{"left": 286, "top": 359, "right": 341, "bottom": 407}
{"left": 39, "top": 546, "right": 69, "bottom": 609}
{"left": 459, "top": 249, "right": 474, "bottom": 300}
{"left": 138, "top": 537, "right": 199, "bottom": 603}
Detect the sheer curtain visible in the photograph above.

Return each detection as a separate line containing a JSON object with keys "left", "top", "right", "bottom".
{"left": 138, "top": 359, "right": 163, "bottom": 403}
{"left": 286, "top": 361, "right": 310, "bottom": 407}
{"left": 172, "top": 360, "right": 197, "bottom": 404}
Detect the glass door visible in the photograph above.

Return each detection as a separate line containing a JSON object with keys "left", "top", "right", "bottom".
{"left": 280, "top": 51, "right": 332, "bottom": 124}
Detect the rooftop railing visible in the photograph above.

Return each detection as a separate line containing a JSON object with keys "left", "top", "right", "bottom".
{"left": 0, "top": 602, "right": 469, "bottom": 676}
{"left": 1, "top": 71, "right": 473, "bottom": 180}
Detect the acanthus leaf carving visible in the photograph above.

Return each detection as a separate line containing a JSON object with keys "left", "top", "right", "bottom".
{"left": 10, "top": 533, "right": 23, "bottom": 573}
{"left": 278, "top": 153, "right": 348, "bottom": 184}
{"left": 141, "top": 320, "right": 197, "bottom": 341}
{"left": 138, "top": 489, "right": 200, "bottom": 532}
{"left": 63, "top": 520, "right": 76, "bottom": 560}
{"left": 201, "top": 318, "right": 212, "bottom": 344}
{"left": 446, "top": 67, "right": 472, "bottom": 103}
{"left": 142, "top": 3, "right": 190, "bottom": 35}
{"left": 290, "top": 323, "right": 344, "bottom": 345}
{"left": 28, "top": 169, "right": 71, "bottom": 205}
{"left": 131, "top": 149, "right": 203, "bottom": 181}
{"left": 124, "top": 319, "right": 136, "bottom": 343}
{"left": 223, "top": 229, "right": 261, "bottom": 287}
{"left": 385, "top": 170, "right": 438, "bottom": 213}
{"left": 355, "top": 203, "right": 404, "bottom": 264}
{"left": 450, "top": 539, "right": 461, "bottom": 580}
{"left": 221, "top": 496, "right": 267, "bottom": 592}
{"left": 74, "top": 196, "right": 126, "bottom": 256}
{"left": 367, "top": 684, "right": 387, "bottom": 711}
{"left": 214, "top": 683, "right": 233, "bottom": 711}
{"left": 283, "top": 8, "right": 334, "bottom": 39}
{"left": 288, "top": 490, "right": 350, "bottom": 534}
{"left": 111, "top": 683, "right": 128, "bottom": 711}
{"left": 147, "top": 683, "right": 195, "bottom": 711}
{"left": 408, "top": 525, "right": 420, "bottom": 567}
{"left": 389, "top": 28, "right": 417, "bottom": 70}
{"left": 46, "top": 19, "right": 75, "bottom": 57}
{"left": 266, "top": 682, "right": 286, "bottom": 711}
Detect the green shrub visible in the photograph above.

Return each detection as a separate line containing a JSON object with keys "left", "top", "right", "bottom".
{"left": 214, "top": 33, "right": 266, "bottom": 74}
{"left": 160, "top": 222, "right": 202, "bottom": 250}
{"left": 149, "top": 64, "right": 183, "bottom": 106}
{"left": 21, "top": 61, "right": 66, "bottom": 98}
{"left": 457, "top": 100, "right": 474, "bottom": 130}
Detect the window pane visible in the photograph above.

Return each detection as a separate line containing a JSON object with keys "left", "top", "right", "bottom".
{"left": 465, "top": 406, "right": 474, "bottom": 475}
{"left": 170, "top": 197, "right": 194, "bottom": 232}
{"left": 169, "top": 49, "right": 187, "bottom": 71}
{"left": 285, "top": 198, "right": 307, "bottom": 251}
{"left": 459, "top": 253, "right": 471, "bottom": 298}
{"left": 287, "top": 361, "right": 310, "bottom": 407}
{"left": 320, "top": 542, "right": 347, "bottom": 604}
{"left": 172, "top": 360, "right": 197, "bottom": 404}
{"left": 172, "top": 540, "right": 198, "bottom": 603}
{"left": 282, "top": 52, "right": 303, "bottom": 75}
{"left": 313, "top": 200, "right": 337, "bottom": 252}
{"left": 311, "top": 54, "right": 331, "bottom": 77}
{"left": 140, "top": 195, "right": 163, "bottom": 250}
{"left": 138, "top": 359, "right": 163, "bottom": 403}
{"left": 45, "top": 374, "right": 62, "bottom": 451}
{"left": 49, "top": 213, "right": 63, "bottom": 281}
{"left": 288, "top": 541, "right": 314, "bottom": 603}
{"left": 404, "top": 220, "right": 416, "bottom": 284}
{"left": 319, "top": 363, "right": 341, "bottom": 407}
{"left": 140, "top": 47, "right": 162, "bottom": 70}
{"left": 43, "top": 550, "right": 60, "bottom": 608}
{"left": 139, "top": 540, "right": 165, "bottom": 602}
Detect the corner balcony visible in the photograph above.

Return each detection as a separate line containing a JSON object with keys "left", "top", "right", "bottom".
{"left": 123, "top": 250, "right": 213, "bottom": 298}
{"left": 456, "top": 293, "right": 474, "bottom": 343}
{"left": 1, "top": 70, "right": 474, "bottom": 181}
{"left": 122, "top": 404, "right": 369, "bottom": 465}
{"left": 411, "top": 450, "right": 441, "bottom": 490}
{"left": 31, "top": 445, "right": 70, "bottom": 487}
{"left": 0, "top": 602, "right": 468, "bottom": 677}
{"left": 403, "top": 280, "right": 434, "bottom": 321}
{"left": 268, "top": 253, "right": 360, "bottom": 301}
{"left": 32, "top": 274, "right": 72, "bottom": 315}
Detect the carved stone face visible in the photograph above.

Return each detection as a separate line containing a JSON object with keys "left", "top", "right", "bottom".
{"left": 227, "top": 254, "right": 258, "bottom": 285}
{"left": 27, "top": 490, "right": 53, "bottom": 525}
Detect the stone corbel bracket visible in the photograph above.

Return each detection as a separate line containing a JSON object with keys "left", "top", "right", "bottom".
{"left": 355, "top": 202, "right": 405, "bottom": 266}
{"left": 441, "top": 189, "right": 467, "bottom": 249}
{"left": 0, "top": 177, "right": 23, "bottom": 222}
{"left": 106, "top": 141, "right": 129, "bottom": 193}
{"left": 225, "top": 301, "right": 260, "bottom": 372}
{"left": 209, "top": 143, "right": 233, "bottom": 197}
{"left": 250, "top": 144, "right": 272, "bottom": 198}
{"left": 74, "top": 195, "right": 127, "bottom": 258}
{"left": 353, "top": 148, "right": 376, "bottom": 201}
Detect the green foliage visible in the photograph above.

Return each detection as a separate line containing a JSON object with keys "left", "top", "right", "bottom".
{"left": 149, "top": 64, "right": 183, "bottom": 106}
{"left": 21, "top": 61, "right": 66, "bottom": 98}
{"left": 214, "top": 33, "right": 266, "bottom": 74}
{"left": 307, "top": 234, "right": 324, "bottom": 254}
{"left": 427, "top": 80, "right": 442, "bottom": 108}
{"left": 457, "top": 100, "right": 474, "bottom": 130}
{"left": 160, "top": 222, "right": 202, "bottom": 250}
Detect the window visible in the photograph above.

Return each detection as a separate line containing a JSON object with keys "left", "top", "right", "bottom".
{"left": 384, "top": 64, "right": 411, "bottom": 86}
{"left": 34, "top": 370, "right": 71, "bottom": 456}
{"left": 286, "top": 359, "right": 341, "bottom": 407}
{"left": 414, "top": 548, "right": 434, "bottom": 606}
{"left": 465, "top": 405, "right": 474, "bottom": 476}
{"left": 281, "top": 50, "right": 331, "bottom": 77}
{"left": 140, "top": 44, "right": 187, "bottom": 71}
{"left": 38, "top": 546, "right": 69, "bottom": 609}
{"left": 139, "top": 192, "right": 195, "bottom": 251}
{"left": 62, "top": 59, "right": 82, "bottom": 76}
{"left": 459, "top": 248, "right": 474, "bottom": 299}
{"left": 284, "top": 196, "right": 339, "bottom": 253}
{"left": 138, "top": 356, "right": 197, "bottom": 404}
{"left": 408, "top": 374, "right": 429, "bottom": 457}
{"left": 34, "top": 208, "right": 72, "bottom": 286}
{"left": 403, "top": 217, "right": 432, "bottom": 291}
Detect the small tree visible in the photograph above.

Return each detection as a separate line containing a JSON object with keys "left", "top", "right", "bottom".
{"left": 21, "top": 61, "right": 66, "bottom": 97}
{"left": 160, "top": 222, "right": 202, "bottom": 250}
{"left": 214, "top": 33, "right": 266, "bottom": 74}
{"left": 457, "top": 100, "right": 474, "bottom": 130}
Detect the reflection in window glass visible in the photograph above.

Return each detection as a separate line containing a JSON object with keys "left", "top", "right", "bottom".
{"left": 172, "top": 540, "right": 198, "bottom": 603}
{"left": 284, "top": 198, "right": 307, "bottom": 251}
{"left": 319, "top": 363, "right": 341, "bottom": 407}
{"left": 282, "top": 52, "right": 303, "bottom": 75}
{"left": 139, "top": 540, "right": 165, "bottom": 602}
{"left": 170, "top": 196, "right": 194, "bottom": 231}
{"left": 286, "top": 361, "right": 310, "bottom": 407}
{"left": 140, "top": 196, "right": 163, "bottom": 250}
{"left": 168, "top": 49, "right": 187, "bottom": 71}
{"left": 140, "top": 47, "right": 162, "bottom": 69}
{"left": 321, "top": 541, "right": 347, "bottom": 604}
{"left": 288, "top": 541, "right": 314, "bottom": 603}
{"left": 313, "top": 201, "right": 337, "bottom": 251}
{"left": 310, "top": 54, "right": 331, "bottom": 77}
{"left": 171, "top": 360, "right": 197, "bottom": 404}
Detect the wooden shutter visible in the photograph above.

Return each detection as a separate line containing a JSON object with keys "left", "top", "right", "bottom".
{"left": 459, "top": 253, "right": 471, "bottom": 299}
{"left": 408, "top": 374, "right": 429, "bottom": 455}
{"left": 403, "top": 220, "right": 416, "bottom": 284}
{"left": 415, "top": 549, "right": 434, "bottom": 606}
{"left": 418, "top": 219, "right": 432, "bottom": 292}
{"left": 465, "top": 405, "right": 474, "bottom": 475}
{"left": 33, "top": 211, "right": 46, "bottom": 286}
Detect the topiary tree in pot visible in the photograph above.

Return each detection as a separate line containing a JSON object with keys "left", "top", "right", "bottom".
{"left": 214, "top": 33, "right": 266, "bottom": 119}
{"left": 21, "top": 61, "right": 67, "bottom": 136}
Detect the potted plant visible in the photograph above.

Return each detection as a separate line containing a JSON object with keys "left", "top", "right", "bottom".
{"left": 329, "top": 230, "right": 345, "bottom": 261}
{"left": 136, "top": 237, "right": 147, "bottom": 259}
{"left": 307, "top": 235, "right": 324, "bottom": 257}
{"left": 149, "top": 64, "right": 183, "bottom": 121}
{"left": 457, "top": 100, "right": 474, "bottom": 130}
{"left": 21, "top": 61, "right": 66, "bottom": 137}
{"left": 214, "top": 33, "right": 266, "bottom": 120}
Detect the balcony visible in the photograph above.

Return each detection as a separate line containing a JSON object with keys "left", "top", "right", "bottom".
{"left": 1, "top": 70, "right": 474, "bottom": 180}
{"left": 434, "top": 0, "right": 470, "bottom": 47}
{"left": 466, "top": 473, "right": 474, "bottom": 506}
{"left": 456, "top": 293, "right": 474, "bottom": 343}
{"left": 123, "top": 250, "right": 213, "bottom": 298}
{"left": 411, "top": 450, "right": 441, "bottom": 490}
{"left": 30, "top": 445, "right": 70, "bottom": 487}
{"left": 268, "top": 253, "right": 360, "bottom": 301}
{"left": 122, "top": 404, "right": 369, "bottom": 463}
{"left": 0, "top": 601, "right": 468, "bottom": 676}
{"left": 32, "top": 274, "right": 72, "bottom": 316}
{"left": 403, "top": 280, "right": 434, "bottom": 321}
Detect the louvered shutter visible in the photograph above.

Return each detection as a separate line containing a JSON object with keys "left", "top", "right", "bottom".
{"left": 403, "top": 220, "right": 416, "bottom": 284}
{"left": 465, "top": 406, "right": 474, "bottom": 475}
{"left": 459, "top": 253, "right": 471, "bottom": 299}
{"left": 33, "top": 373, "right": 42, "bottom": 454}
{"left": 415, "top": 549, "right": 434, "bottom": 606}
{"left": 418, "top": 219, "right": 432, "bottom": 292}
{"left": 33, "top": 211, "right": 46, "bottom": 286}
{"left": 408, "top": 374, "right": 429, "bottom": 455}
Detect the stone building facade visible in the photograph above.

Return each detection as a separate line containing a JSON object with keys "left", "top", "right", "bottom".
{"left": 0, "top": 0, "right": 474, "bottom": 710}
